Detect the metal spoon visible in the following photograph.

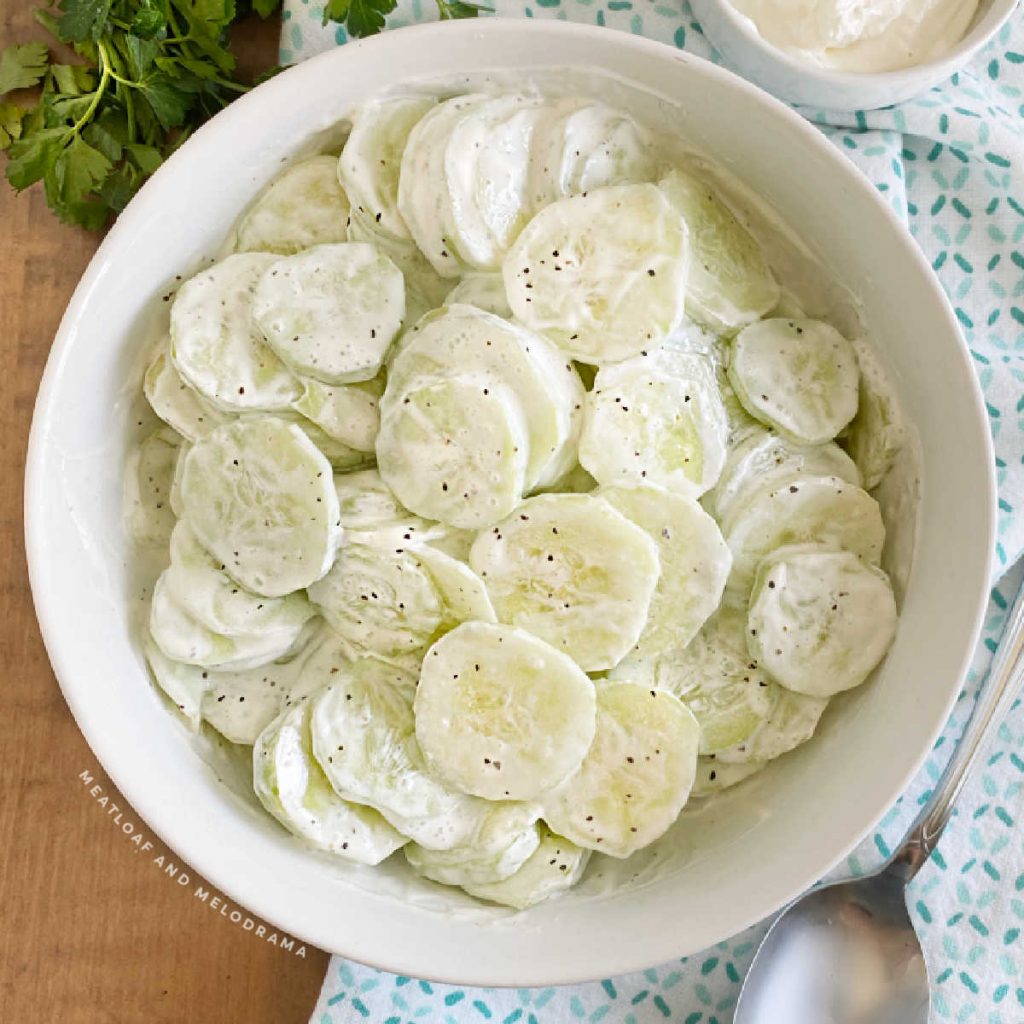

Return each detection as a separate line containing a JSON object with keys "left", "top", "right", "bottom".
{"left": 735, "top": 579, "right": 1024, "bottom": 1024}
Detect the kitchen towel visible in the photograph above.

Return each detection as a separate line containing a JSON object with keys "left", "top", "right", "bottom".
{"left": 280, "top": 5, "right": 1024, "bottom": 1020}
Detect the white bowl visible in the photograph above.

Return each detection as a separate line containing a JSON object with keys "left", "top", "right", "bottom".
{"left": 26, "top": 20, "right": 995, "bottom": 985}
{"left": 690, "top": 0, "right": 1019, "bottom": 110}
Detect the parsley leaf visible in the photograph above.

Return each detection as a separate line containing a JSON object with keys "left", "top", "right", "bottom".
{"left": 57, "top": 0, "right": 115, "bottom": 43}
{"left": 0, "top": 103, "right": 26, "bottom": 150}
{"left": 435, "top": 0, "right": 492, "bottom": 19}
{"left": 322, "top": 0, "right": 397, "bottom": 38}
{"left": 0, "top": 43, "right": 51, "bottom": 95}
{"left": 6, "top": 126, "right": 68, "bottom": 189}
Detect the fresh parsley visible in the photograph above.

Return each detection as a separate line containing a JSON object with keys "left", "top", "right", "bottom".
{"left": 2, "top": 0, "right": 486, "bottom": 229}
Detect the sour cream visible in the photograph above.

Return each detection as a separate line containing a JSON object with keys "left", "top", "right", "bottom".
{"left": 728, "top": 0, "right": 980, "bottom": 73}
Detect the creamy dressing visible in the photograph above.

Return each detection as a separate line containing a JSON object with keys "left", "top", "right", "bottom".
{"left": 729, "top": 0, "right": 981, "bottom": 73}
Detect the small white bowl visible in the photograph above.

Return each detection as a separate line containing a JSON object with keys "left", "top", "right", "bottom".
{"left": 690, "top": 0, "right": 1019, "bottom": 110}
{"left": 26, "top": 20, "right": 995, "bottom": 985}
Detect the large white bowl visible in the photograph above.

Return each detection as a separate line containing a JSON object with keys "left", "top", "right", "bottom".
{"left": 690, "top": 0, "right": 1018, "bottom": 111}
{"left": 25, "top": 20, "right": 996, "bottom": 986}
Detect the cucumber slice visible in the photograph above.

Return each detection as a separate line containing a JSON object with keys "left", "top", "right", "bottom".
{"left": 333, "top": 469, "right": 431, "bottom": 534}
{"left": 292, "top": 375, "right": 382, "bottom": 453}
{"left": 843, "top": 361, "right": 904, "bottom": 490}
{"left": 281, "top": 411, "right": 374, "bottom": 472}
{"left": 383, "top": 305, "right": 583, "bottom": 492}
{"left": 703, "top": 426, "right": 861, "bottom": 526}
{"left": 376, "top": 377, "right": 530, "bottom": 530}
{"left": 468, "top": 493, "right": 661, "bottom": 673}
{"left": 542, "top": 681, "right": 700, "bottom": 858}
{"left": 166, "top": 521, "right": 315, "bottom": 638}
{"left": 124, "top": 428, "right": 179, "bottom": 547}
{"left": 600, "top": 485, "right": 731, "bottom": 657}
{"left": 404, "top": 801, "right": 541, "bottom": 887}
{"left": 715, "top": 688, "right": 829, "bottom": 764}
{"left": 443, "top": 95, "right": 541, "bottom": 270}
{"left": 414, "top": 545, "right": 496, "bottom": 625}
{"left": 627, "top": 607, "right": 781, "bottom": 756}
{"left": 180, "top": 417, "right": 341, "bottom": 598}
{"left": 747, "top": 545, "right": 898, "bottom": 698}
{"left": 339, "top": 94, "right": 435, "bottom": 241}
{"left": 169, "top": 441, "right": 189, "bottom": 518}
{"left": 398, "top": 93, "right": 491, "bottom": 276}
{"left": 149, "top": 573, "right": 303, "bottom": 671}
{"left": 234, "top": 155, "right": 349, "bottom": 256}
{"left": 144, "top": 345, "right": 227, "bottom": 442}
{"left": 527, "top": 99, "right": 658, "bottom": 210}
{"left": 579, "top": 348, "right": 728, "bottom": 498}
{"left": 724, "top": 474, "right": 885, "bottom": 601}
{"left": 347, "top": 209, "right": 451, "bottom": 320}
{"left": 252, "top": 242, "right": 404, "bottom": 386}
{"left": 253, "top": 700, "right": 407, "bottom": 864}
{"left": 536, "top": 462, "right": 597, "bottom": 495}
{"left": 200, "top": 653, "right": 312, "bottom": 745}
{"left": 306, "top": 539, "right": 445, "bottom": 658}
{"left": 729, "top": 318, "right": 859, "bottom": 445}
{"left": 462, "top": 825, "right": 589, "bottom": 910}
{"left": 144, "top": 636, "right": 207, "bottom": 729}
{"left": 170, "top": 253, "right": 300, "bottom": 413}
{"left": 444, "top": 274, "right": 512, "bottom": 318}
{"left": 658, "top": 168, "right": 779, "bottom": 332}
{"left": 504, "top": 184, "right": 689, "bottom": 364}
{"left": 690, "top": 757, "right": 767, "bottom": 798}
{"left": 415, "top": 622, "right": 597, "bottom": 801}
{"left": 310, "top": 657, "right": 490, "bottom": 850}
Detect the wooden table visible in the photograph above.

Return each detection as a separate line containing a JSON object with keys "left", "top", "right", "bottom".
{"left": 0, "top": 6, "right": 329, "bottom": 1021}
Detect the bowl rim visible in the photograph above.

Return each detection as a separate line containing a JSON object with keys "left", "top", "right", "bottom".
{"left": 24, "top": 17, "right": 998, "bottom": 986}
{"left": 692, "top": 0, "right": 1019, "bottom": 96}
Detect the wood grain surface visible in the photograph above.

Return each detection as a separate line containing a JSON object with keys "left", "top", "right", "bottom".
{"left": 0, "top": 6, "right": 330, "bottom": 1021}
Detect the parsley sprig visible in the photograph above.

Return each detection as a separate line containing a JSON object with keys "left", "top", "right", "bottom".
{"left": 2, "top": 0, "right": 486, "bottom": 230}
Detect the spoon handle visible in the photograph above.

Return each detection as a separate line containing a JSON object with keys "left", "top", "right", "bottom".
{"left": 895, "top": 577, "right": 1024, "bottom": 878}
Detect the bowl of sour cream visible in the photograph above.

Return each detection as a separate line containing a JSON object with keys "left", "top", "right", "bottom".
{"left": 690, "top": 0, "right": 1019, "bottom": 110}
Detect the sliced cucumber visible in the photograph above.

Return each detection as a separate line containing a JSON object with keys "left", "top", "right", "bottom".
{"left": 747, "top": 545, "right": 898, "bottom": 698}
{"left": 124, "top": 428, "right": 179, "bottom": 547}
{"left": 690, "top": 757, "right": 767, "bottom": 798}
{"left": 253, "top": 700, "right": 407, "bottom": 864}
{"left": 729, "top": 318, "right": 859, "bottom": 445}
{"left": 144, "top": 636, "right": 207, "bottom": 729}
{"left": 703, "top": 426, "right": 861, "bottom": 526}
{"left": 469, "top": 493, "right": 660, "bottom": 672}
{"left": 443, "top": 95, "right": 541, "bottom": 270}
{"left": 415, "top": 622, "right": 597, "bottom": 801}
{"left": 414, "top": 545, "right": 496, "bottom": 625}
{"left": 658, "top": 168, "right": 779, "bottom": 332}
{"left": 306, "top": 538, "right": 445, "bottom": 657}
{"left": 504, "top": 184, "right": 689, "bottom": 364}
{"left": 843, "top": 360, "right": 904, "bottom": 490}
{"left": 149, "top": 573, "right": 303, "bottom": 671}
{"left": 724, "top": 474, "right": 885, "bottom": 601}
{"left": 715, "top": 688, "right": 829, "bottom": 765}
{"left": 281, "top": 411, "right": 374, "bottom": 472}
{"left": 383, "top": 305, "right": 583, "bottom": 492}
{"left": 340, "top": 94, "right": 435, "bottom": 241}
{"left": 169, "top": 441, "right": 189, "bottom": 518}
{"left": 445, "top": 274, "right": 512, "bottom": 318}
{"left": 170, "top": 253, "right": 300, "bottom": 412}
{"left": 527, "top": 99, "right": 658, "bottom": 210}
{"left": 144, "top": 344, "right": 227, "bottom": 442}
{"left": 333, "top": 469, "right": 431, "bottom": 534}
{"left": 376, "top": 377, "right": 530, "bottom": 530}
{"left": 180, "top": 417, "right": 341, "bottom": 597}
{"left": 628, "top": 607, "right": 781, "bottom": 756}
{"left": 292, "top": 375, "right": 382, "bottom": 453}
{"left": 542, "top": 681, "right": 700, "bottom": 858}
{"left": 398, "top": 93, "right": 491, "bottom": 276}
{"left": 166, "top": 521, "right": 315, "bottom": 638}
{"left": 600, "top": 485, "right": 731, "bottom": 657}
{"left": 404, "top": 801, "right": 541, "bottom": 887}
{"left": 310, "top": 657, "right": 490, "bottom": 850}
{"left": 579, "top": 348, "right": 728, "bottom": 498}
{"left": 234, "top": 155, "right": 349, "bottom": 256}
{"left": 252, "top": 243, "right": 404, "bottom": 386}
{"left": 461, "top": 825, "right": 590, "bottom": 910}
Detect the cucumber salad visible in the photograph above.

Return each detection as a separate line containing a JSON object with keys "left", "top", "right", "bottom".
{"left": 127, "top": 87, "right": 907, "bottom": 911}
